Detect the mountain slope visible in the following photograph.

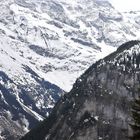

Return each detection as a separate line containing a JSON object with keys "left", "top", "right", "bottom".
{"left": 2, "top": 0, "right": 140, "bottom": 92}
{"left": 21, "top": 40, "right": 140, "bottom": 140}
{"left": 1, "top": 0, "right": 140, "bottom": 139}
{"left": 0, "top": 70, "right": 64, "bottom": 139}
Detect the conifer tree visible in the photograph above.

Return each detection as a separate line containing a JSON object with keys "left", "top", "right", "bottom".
{"left": 130, "top": 98, "right": 140, "bottom": 140}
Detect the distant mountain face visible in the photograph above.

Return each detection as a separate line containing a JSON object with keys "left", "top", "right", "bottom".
{"left": 21, "top": 40, "right": 140, "bottom": 140}
{"left": 0, "top": 70, "right": 63, "bottom": 139}
{"left": 1, "top": 0, "right": 140, "bottom": 139}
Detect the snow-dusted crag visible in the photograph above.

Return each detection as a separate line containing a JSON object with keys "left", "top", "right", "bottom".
{"left": 21, "top": 40, "right": 140, "bottom": 140}
{"left": 1, "top": 0, "right": 140, "bottom": 139}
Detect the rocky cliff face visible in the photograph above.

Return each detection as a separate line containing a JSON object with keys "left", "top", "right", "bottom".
{"left": 0, "top": 70, "right": 64, "bottom": 139}
{"left": 1, "top": 0, "right": 140, "bottom": 139}
{"left": 21, "top": 40, "right": 140, "bottom": 140}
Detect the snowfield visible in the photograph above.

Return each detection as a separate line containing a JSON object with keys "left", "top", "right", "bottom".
{"left": 1, "top": 0, "right": 140, "bottom": 139}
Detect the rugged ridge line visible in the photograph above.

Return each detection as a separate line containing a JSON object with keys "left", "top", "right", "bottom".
{"left": 21, "top": 40, "right": 140, "bottom": 140}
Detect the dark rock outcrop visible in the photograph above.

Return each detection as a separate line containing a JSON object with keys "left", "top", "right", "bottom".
{"left": 21, "top": 40, "right": 140, "bottom": 140}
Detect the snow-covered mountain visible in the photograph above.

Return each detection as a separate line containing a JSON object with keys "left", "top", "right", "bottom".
{"left": 21, "top": 40, "right": 140, "bottom": 140}
{"left": 1, "top": 0, "right": 140, "bottom": 139}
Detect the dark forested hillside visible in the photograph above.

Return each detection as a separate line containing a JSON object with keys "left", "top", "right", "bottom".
{"left": 2, "top": 0, "right": 140, "bottom": 139}
{"left": 21, "top": 40, "right": 140, "bottom": 140}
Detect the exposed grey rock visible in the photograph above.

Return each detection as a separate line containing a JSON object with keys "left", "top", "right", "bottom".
{"left": 21, "top": 40, "right": 140, "bottom": 140}
{"left": 1, "top": 0, "right": 140, "bottom": 139}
